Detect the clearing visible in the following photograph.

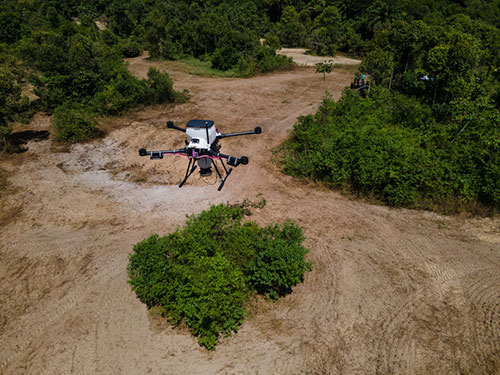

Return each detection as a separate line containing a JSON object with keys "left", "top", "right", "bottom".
{"left": 1, "top": 52, "right": 499, "bottom": 375}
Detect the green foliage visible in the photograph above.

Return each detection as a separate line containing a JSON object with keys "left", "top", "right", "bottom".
{"left": 211, "top": 29, "right": 259, "bottom": 71}
{"left": 236, "top": 46, "right": 294, "bottom": 77}
{"left": 0, "top": 0, "right": 188, "bottom": 147}
{"left": 0, "top": 68, "right": 32, "bottom": 147}
{"left": 281, "top": 87, "right": 500, "bottom": 211}
{"left": 0, "top": 69, "right": 22, "bottom": 127}
{"left": 52, "top": 104, "right": 101, "bottom": 143}
{"left": 360, "top": 48, "right": 394, "bottom": 85}
{"left": 119, "top": 37, "right": 142, "bottom": 58}
{"left": 211, "top": 45, "right": 240, "bottom": 71}
{"left": 128, "top": 203, "right": 311, "bottom": 349}
{"left": 315, "top": 60, "right": 334, "bottom": 82}
{"left": 278, "top": 6, "right": 306, "bottom": 48}
{"left": 249, "top": 221, "right": 312, "bottom": 300}
{"left": 180, "top": 57, "right": 239, "bottom": 78}
{"left": 308, "top": 6, "right": 343, "bottom": 55}
{"left": 144, "top": 67, "right": 179, "bottom": 104}
{"left": 3, "top": 0, "right": 500, "bottom": 159}
{"left": 264, "top": 33, "right": 281, "bottom": 51}
{"left": 91, "top": 71, "right": 146, "bottom": 115}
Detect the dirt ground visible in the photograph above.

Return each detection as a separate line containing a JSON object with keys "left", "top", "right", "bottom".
{"left": 1, "top": 52, "right": 500, "bottom": 375}
{"left": 277, "top": 48, "right": 360, "bottom": 66}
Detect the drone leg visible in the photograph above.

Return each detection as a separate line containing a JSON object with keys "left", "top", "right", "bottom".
{"left": 220, "top": 159, "right": 230, "bottom": 175}
{"left": 179, "top": 159, "right": 197, "bottom": 188}
{"left": 214, "top": 159, "right": 232, "bottom": 191}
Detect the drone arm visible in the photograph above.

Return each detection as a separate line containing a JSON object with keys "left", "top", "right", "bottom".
{"left": 139, "top": 147, "right": 188, "bottom": 159}
{"left": 166, "top": 121, "right": 186, "bottom": 133}
{"left": 217, "top": 126, "right": 261, "bottom": 139}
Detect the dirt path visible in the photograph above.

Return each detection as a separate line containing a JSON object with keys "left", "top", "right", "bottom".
{"left": 1, "top": 56, "right": 499, "bottom": 375}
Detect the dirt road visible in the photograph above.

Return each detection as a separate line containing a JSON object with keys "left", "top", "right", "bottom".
{"left": 1, "top": 55, "right": 499, "bottom": 375}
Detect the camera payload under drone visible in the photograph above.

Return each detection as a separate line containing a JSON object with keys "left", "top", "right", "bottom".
{"left": 139, "top": 120, "right": 261, "bottom": 190}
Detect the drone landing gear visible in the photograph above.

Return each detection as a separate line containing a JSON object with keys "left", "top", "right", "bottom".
{"left": 178, "top": 158, "right": 233, "bottom": 190}
{"left": 212, "top": 159, "right": 232, "bottom": 191}
{"left": 179, "top": 158, "right": 197, "bottom": 188}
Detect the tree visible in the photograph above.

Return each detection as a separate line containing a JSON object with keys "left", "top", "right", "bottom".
{"left": 0, "top": 10, "right": 21, "bottom": 44}
{"left": 0, "top": 69, "right": 31, "bottom": 147}
{"left": 52, "top": 104, "right": 100, "bottom": 143}
{"left": 278, "top": 6, "right": 306, "bottom": 47}
{"left": 360, "top": 48, "right": 394, "bottom": 85}
{"left": 315, "top": 60, "right": 334, "bottom": 84}
{"left": 309, "top": 6, "right": 343, "bottom": 55}
{"left": 143, "top": 9, "right": 167, "bottom": 58}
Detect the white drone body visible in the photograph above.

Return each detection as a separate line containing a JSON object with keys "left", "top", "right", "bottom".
{"left": 185, "top": 120, "right": 219, "bottom": 150}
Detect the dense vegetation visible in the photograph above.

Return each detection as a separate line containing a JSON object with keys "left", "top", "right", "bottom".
{"left": 128, "top": 202, "right": 311, "bottom": 350}
{"left": 0, "top": 0, "right": 186, "bottom": 145}
{"left": 282, "top": 89, "right": 500, "bottom": 210}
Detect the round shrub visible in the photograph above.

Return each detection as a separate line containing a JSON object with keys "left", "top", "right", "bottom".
{"left": 128, "top": 202, "right": 311, "bottom": 350}
{"left": 249, "top": 221, "right": 312, "bottom": 300}
{"left": 211, "top": 45, "right": 239, "bottom": 71}
{"left": 144, "top": 67, "right": 178, "bottom": 105}
{"left": 52, "top": 104, "right": 100, "bottom": 142}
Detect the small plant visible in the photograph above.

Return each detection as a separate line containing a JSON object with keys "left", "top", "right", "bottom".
{"left": 128, "top": 202, "right": 311, "bottom": 350}
{"left": 315, "top": 60, "right": 334, "bottom": 83}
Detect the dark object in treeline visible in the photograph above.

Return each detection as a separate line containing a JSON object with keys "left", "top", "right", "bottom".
{"left": 4, "top": 130, "right": 50, "bottom": 153}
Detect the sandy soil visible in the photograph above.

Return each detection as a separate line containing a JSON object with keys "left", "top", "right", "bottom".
{"left": 1, "top": 54, "right": 499, "bottom": 375}
{"left": 277, "top": 48, "right": 361, "bottom": 66}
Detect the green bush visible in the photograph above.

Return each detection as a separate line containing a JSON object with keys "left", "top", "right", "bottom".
{"left": 52, "top": 104, "right": 101, "bottom": 143}
{"left": 119, "top": 38, "right": 142, "bottom": 58}
{"left": 0, "top": 69, "right": 24, "bottom": 137}
{"left": 92, "top": 73, "right": 146, "bottom": 115}
{"left": 144, "top": 67, "right": 178, "bottom": 104}
{"left": 249, "top": 221, "right": 311, "bottom": 300}
{"left": 211, "top": 45, "right": 240, "bottom": 71}
{"left": 128, "top": 203, "right": 311, "bottom": 350}
{"left": 236, "top": 47, "right": 293, "bottom": 77}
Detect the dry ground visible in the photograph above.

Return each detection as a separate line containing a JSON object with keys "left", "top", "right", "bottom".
{"left": 277, "top": 48, "right": 361, "bottom": 66}
{"left": 1, "top": 53, "right": 499, "bottom": 375}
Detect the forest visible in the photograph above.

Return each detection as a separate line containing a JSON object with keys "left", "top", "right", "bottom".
{"left": 1, "top": 0, "right": 499, "bottom": 210}
{"left": 279, "top": 0, "right": 500, "bottom": 211}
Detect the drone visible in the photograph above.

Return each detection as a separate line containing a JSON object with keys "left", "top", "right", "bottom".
{"left": 139, "top": 120, "right": 262, "bottom": 191}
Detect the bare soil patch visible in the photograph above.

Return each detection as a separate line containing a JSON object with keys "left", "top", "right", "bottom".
{"left": 277, "top": 48, "right": 361, "bottom": 66}
{"left": 1, "top": 56, "right": 499, "bottom": 375}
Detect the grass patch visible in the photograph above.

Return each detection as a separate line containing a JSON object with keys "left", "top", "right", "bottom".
{"left": 180, "top": 57, "right": 240, "bottom": 78}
